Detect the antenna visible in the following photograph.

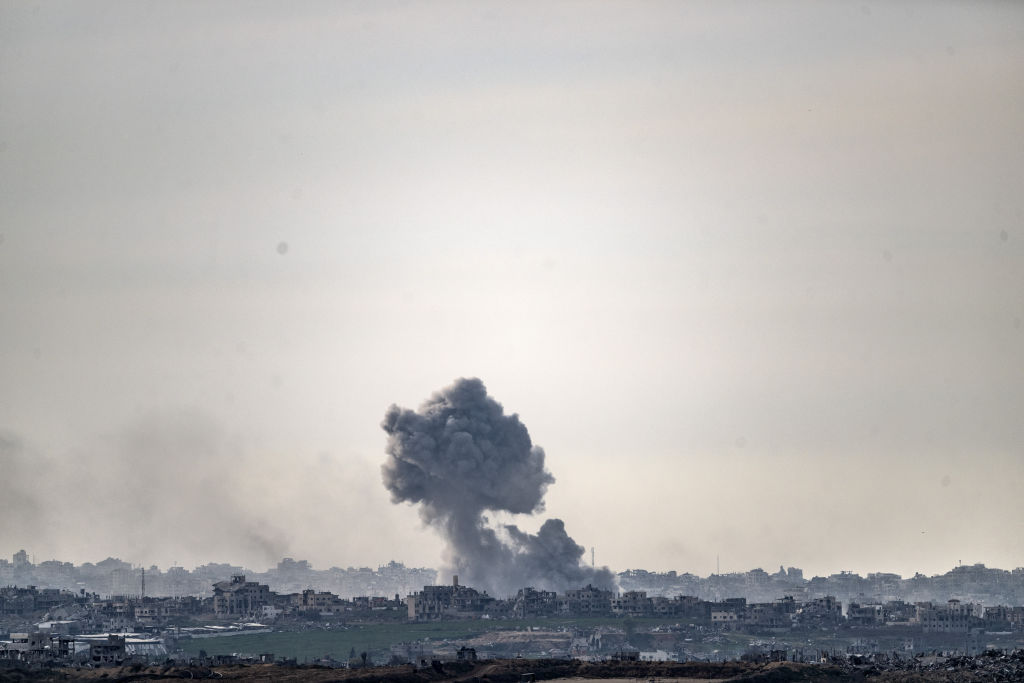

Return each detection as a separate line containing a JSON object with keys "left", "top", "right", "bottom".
{"left": 591, "top": 547, "right": 595, "bottom": 568}
{"left": 141, "top": 566, "right": 145, "bottom": 599}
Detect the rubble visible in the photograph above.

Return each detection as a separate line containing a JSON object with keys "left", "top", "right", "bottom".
{"left": 819, "top": 647, "right": 1024, "bottom": 681}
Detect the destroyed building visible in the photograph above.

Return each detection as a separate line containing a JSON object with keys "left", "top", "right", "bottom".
{"left": 406, "top": 577, "right": 495, "bottom": 620}
{"left": 211, "top": 574, "right": 271, "bottom": 618}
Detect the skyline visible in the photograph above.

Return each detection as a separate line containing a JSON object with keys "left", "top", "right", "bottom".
{"left": 0, "top": 544, "right": 1016, "bottom": 581}
{"left": 2, "top": 1, "right": 1023, "bottom": 580}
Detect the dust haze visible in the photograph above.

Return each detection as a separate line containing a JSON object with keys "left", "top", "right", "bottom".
{"left": 0, "top": 411, "right": 399, "bottom": 570}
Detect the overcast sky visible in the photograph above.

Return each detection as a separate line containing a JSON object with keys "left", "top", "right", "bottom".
{"left": 1, "top": 1, "right": 1022, "bottom": 579}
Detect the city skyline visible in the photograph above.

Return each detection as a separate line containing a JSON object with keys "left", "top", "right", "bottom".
{"left": 2, "top": 2, "right": 1023, "bottom": 580}
{"left": 1, "top": 546, "right": 1017, "bottom": 585}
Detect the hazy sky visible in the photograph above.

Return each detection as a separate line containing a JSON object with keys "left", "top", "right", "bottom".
{"left": 1, "top": 1, "right": 1022, "bottom": 580}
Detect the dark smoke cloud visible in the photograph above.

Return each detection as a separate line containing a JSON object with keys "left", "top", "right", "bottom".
{"left": 381, "top": 377, "right": 615, "bottom": 595}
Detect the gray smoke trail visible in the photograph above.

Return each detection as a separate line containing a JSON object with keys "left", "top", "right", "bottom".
{"left": 0, "top": 413, "right": 290, "bottom": 569}
{"left": 381, "top": 377, "right": 615, "bottom": 594}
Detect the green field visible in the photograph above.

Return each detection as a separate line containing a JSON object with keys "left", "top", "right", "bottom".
{"left": 178, "top": 618, "right": 1017, "bottom": 664}
{"left": 176, "top": 617, "right": 690, "bottom": 662}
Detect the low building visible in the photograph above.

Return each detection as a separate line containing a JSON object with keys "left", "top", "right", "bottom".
{"left": 639, "top": 649, "right": 672, "bottom": 661}
{"left": 89, "top": 635, "right": 125, "bottom": 666}
{"left": 0, "top": 632, "right": 49, "bottom": 662}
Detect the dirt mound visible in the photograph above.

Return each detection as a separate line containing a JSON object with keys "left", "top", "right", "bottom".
{"left": 17, "top": 655, "right": 1017, "bottom": 682}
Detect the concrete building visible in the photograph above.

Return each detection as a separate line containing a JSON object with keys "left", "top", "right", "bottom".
{"left": 212, "top": 575, "right": 271, "bottom": 618}
{"left": 639, "top": 650, "right": 672, "bottom": 662}
{"left": 89, "top": 635, "right": 125, "bottom": 666}
{"left": 711, "top": 610, "right": 741, "bottom": 630}
{"left": 796, "top": 595, "right": 842, "bottom": 627}
{"left": 13, "top": 550, "right": 30, "bottom": 569}
{"left": 611, "top": 590, "right": 653, "bottom": 616}
{"left": 513, "top": 587, "right": 557, "bottom": 618}
{"left": 296, "top": 589, "right": 346, "bottom": 614}
{"left": 847, "top": 602, "right": 885, "bottom": 627}
{"left": 406, "top": 577, "right": 493, "bottom": 620}
{"left": 917, "top": 599, "right": 980, "bottom": 633}
{"left": 560, "top": 585, "right": 613, "bottom": 615}
{"left": 0, "top": 632, "right": 49, "bottom": 662}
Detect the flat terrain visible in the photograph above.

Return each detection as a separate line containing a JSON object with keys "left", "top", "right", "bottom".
{"left": 5, "top": 656, "right": 1023, "bottom": 682}
{"left": 174, "top": 618, "right": 1024, "bottom": 663}
{"left": 176, "top": 617, "right": 694, "bottom": 661}
{"left": 0, "top": 659, "right": 848, "bottom": 682}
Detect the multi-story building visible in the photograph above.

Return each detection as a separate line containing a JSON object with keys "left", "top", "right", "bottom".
{"left": 295, "top": 589, "right": 346, "bottom": 614}
{"left": 882, "top": 600, "right": 917, "bottom": 625}
{"left": 611, "top": 591, "right": 653, "bottom": 616}
{"left": 212, "top": 575, "right": 271, "bottom": 618}
{"left": 711, "top": 609, "right": 742, "bottom": 630}
{"left": 12, "top": 550, "right": 30, "bottom": 569}
{"left": 512, "top": 587, "right": 557, "bottom": 618}
{"left": 560, "top": 585, "right": 613, "bottom": 615}
{"left": 795, "top": 595, "right": 842, "bottom": 627}
{"left": 847, "top": 602, "right": 885, "bottom": 627}
{"left": 916, "top": 599, "right": 980, "bottom": 633}
{"left": 406, "top": 577, "right": 493, "bottom": 620}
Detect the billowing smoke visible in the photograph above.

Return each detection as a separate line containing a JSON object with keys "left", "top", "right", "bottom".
{"left": 381, "top": 377, "right": 615, "bottom": 595}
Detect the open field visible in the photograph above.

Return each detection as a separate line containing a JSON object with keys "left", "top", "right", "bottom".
{"left": 176, "top": 617, "right": 695, "bottom": 661}
{"left": 179, "top": 621, "right": 486, "bottom": 662}
{"left": 175, "top": 617, "right": 1024, "bottom": 665}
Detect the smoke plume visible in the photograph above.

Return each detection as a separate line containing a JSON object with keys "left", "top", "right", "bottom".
{"left": 0, "top": 412, "right": 291, "bottom": 569}
{"left": 381, "top": 377, "right": 615, "bottom": 595}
